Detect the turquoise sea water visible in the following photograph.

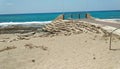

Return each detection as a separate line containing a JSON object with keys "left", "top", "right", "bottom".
{"left": 0, "top": 10, "right": 120, "bottom": 24}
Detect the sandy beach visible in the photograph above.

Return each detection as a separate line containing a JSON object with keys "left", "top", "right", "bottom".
{"left": 0, "top": 19, "right": 120, "bottom": 69}
{"left": 0, "top": 0, "right": 120, "bottom": 68}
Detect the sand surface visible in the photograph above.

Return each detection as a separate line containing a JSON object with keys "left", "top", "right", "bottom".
{"left": 81, "top": 19, "right": 120, "bottom": 28}
{"left": 0, "top": 32, "right": 120, "bottom": 69}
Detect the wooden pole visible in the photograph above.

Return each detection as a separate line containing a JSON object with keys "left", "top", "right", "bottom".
{"left": 63, "top": 14, "right": 64, "bottom": 20}
{"left": 109, "top": 27, "right": 120, "bottom": 50}
{"left": 71, "top": 14, "right": 73, "bottom": 19}
{"left": 109, "top": 33, "right": 112, "bottom": 50}
{"left": 79, "top": 14, "right": 80, "bottom": 19}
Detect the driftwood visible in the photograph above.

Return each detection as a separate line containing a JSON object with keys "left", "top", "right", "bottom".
{"left": 42, "top": 20, "right": 102, "bottom": 37}
{"left": 0, "top": 46, "right": 16, "bottom": 52}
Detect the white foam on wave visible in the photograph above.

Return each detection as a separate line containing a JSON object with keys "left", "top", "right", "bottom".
{"left": 0, "top": 21, "right": 52, "bottom": 26}
{"left": 95, "top": 18, "right": 120, "bottom": 24}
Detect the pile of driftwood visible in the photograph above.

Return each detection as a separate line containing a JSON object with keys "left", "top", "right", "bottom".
{"left": 42, "top": 20, "right": 102, "bottom": 36}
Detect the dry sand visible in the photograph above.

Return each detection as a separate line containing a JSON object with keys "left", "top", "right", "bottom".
{"left": 0, "top": 32, "right": 120, "bottom": 69}
{"left": 0, "top": 20, "right": 120, "bottom": 69}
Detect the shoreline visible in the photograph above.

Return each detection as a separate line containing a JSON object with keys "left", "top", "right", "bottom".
{"left": 95, "top": 18, "right": 120, "bottom": 24}
{"left": 0, "top": 21, "right": 52, "bottom": 34}
{"left": 0, "top": 21, "right": 51, "bottom": 26}
{"left": 0, "top": 23, "right": 45, "bottom": 34}
{"left": 0, "top": 18, "right": 120, "bottom": 36}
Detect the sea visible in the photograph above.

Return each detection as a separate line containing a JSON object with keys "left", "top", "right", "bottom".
{"left": 0, "top": 10, "right": 120, "bottom": 26}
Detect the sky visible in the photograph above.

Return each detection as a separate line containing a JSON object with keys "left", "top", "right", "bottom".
{"left": 0, "top": 0, "right": 120, "bottom": 14}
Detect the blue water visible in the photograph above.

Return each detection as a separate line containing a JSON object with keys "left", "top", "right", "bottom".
{"left": 0, "top": 10, "right": 120, "bottom": 23}
{"left": 0, "top": 13, "right": 60, "bottom": 22}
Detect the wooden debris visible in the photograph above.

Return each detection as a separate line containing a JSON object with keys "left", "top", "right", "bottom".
{"left": 0, "top": 46, "right": 17, "bottom": 52}
{"left": 24, "top": 43, "right": 48, "bottom": 51}
{"left": 42, "top": 20, "right": 102, "bottom": 37}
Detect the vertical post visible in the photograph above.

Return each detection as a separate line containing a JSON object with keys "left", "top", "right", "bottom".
{"left": 109, "top": 33, "right": 112, "bottom": 50}
{"left": 109, "top": 27, "right": 120, "bottom": 50}
{"left": 78, "top": 14, "right": 80, "bottom": 19}
{"left": 62, "top": 0, "right": 65, "bottom": 20}
{"left": 63, "top": 14, "right": 65, "bottom": 20}
{"left": 85, "top": 13, "right": 87, "bottom": 19}
{"left": 71, "top": 14, "right": 73, "bottom": 19}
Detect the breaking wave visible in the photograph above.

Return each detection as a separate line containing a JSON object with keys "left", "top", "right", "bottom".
{"left": 0, "top": 21, "right": 52, "bottom": 26}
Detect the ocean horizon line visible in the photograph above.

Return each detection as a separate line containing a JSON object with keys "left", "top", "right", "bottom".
{"left": 0, "top": 9, "right": 120, "bottom": 15}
